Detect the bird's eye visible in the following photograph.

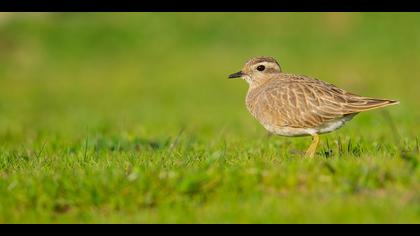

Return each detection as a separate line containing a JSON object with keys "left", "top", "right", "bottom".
{"left": 257, "top": 65, "right": 265, "bottom": 71}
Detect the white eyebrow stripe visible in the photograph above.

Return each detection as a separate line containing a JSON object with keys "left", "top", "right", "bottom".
{"left": 254, "top": 62, "right": 281, "bottom": 72}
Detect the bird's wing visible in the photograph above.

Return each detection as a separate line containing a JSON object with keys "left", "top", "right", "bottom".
{"left": 255, "top": 75, "right": 398, "bottom": 128}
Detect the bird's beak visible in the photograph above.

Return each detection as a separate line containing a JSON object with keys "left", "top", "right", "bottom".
{"left": 228, "top": 71, "right": 244, "bottom": 79}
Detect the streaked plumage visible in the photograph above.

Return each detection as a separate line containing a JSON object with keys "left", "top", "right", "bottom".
{"left": 229, "top": 56, "right": 399, "bottom": 157}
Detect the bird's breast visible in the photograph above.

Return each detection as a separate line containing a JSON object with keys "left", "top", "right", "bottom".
{"left": 246, "top": 88, "right": 284, "bottom": 128}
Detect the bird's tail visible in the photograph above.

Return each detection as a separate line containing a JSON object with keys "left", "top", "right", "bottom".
{"left": 345, "top": 97, "right": 400, "bottom": 113}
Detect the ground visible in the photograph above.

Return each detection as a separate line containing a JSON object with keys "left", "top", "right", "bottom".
{"left": 0, "top": 13, "right": 419, "bottom": 223}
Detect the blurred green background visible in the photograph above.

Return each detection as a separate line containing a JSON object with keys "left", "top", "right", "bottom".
{"left": 0, "top": 13, "right": 418, "bottom": 139}
{"left": 0, "top": 13, "right": 419, "bottom": 223}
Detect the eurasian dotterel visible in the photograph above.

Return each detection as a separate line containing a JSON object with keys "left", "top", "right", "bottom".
{"left": 229, "top": 56, "right": 399, "bottom": 157}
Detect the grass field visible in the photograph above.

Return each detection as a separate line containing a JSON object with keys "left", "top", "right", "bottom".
{"left": 0, "top": 12, "right": 420, "bottom": 223}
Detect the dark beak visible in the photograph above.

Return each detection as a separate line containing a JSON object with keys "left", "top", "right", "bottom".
{"left": 228, "top": 71, "right": 244, "bottom": 79}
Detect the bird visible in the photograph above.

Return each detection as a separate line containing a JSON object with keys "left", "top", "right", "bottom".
{"left": 228, "top": 56, "right": 399, "bottom": 157}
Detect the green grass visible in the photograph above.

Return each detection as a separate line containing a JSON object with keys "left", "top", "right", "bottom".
{"left": 0, "top": 12, "right": 420, "bottom": 223}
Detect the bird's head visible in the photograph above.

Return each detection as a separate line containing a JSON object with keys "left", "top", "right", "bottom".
{"left": 228, "top": 56, "right": 282, "bottom": 87}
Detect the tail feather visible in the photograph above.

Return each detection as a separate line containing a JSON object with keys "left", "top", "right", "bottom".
{"left": 345, "top": 97, "right": 399, "bottom": 113}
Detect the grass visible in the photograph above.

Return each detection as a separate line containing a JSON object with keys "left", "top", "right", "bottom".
{"left": 0, "top": 12, "right": 420, "bottom": 223}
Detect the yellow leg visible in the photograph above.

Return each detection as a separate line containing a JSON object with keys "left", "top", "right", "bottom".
{"left": 305, "top": 134, "right": 320, "bottom": 158}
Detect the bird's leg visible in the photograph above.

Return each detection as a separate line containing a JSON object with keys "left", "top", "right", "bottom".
{"left": 305, "top": 134, "right": 320, "bottom": 158}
